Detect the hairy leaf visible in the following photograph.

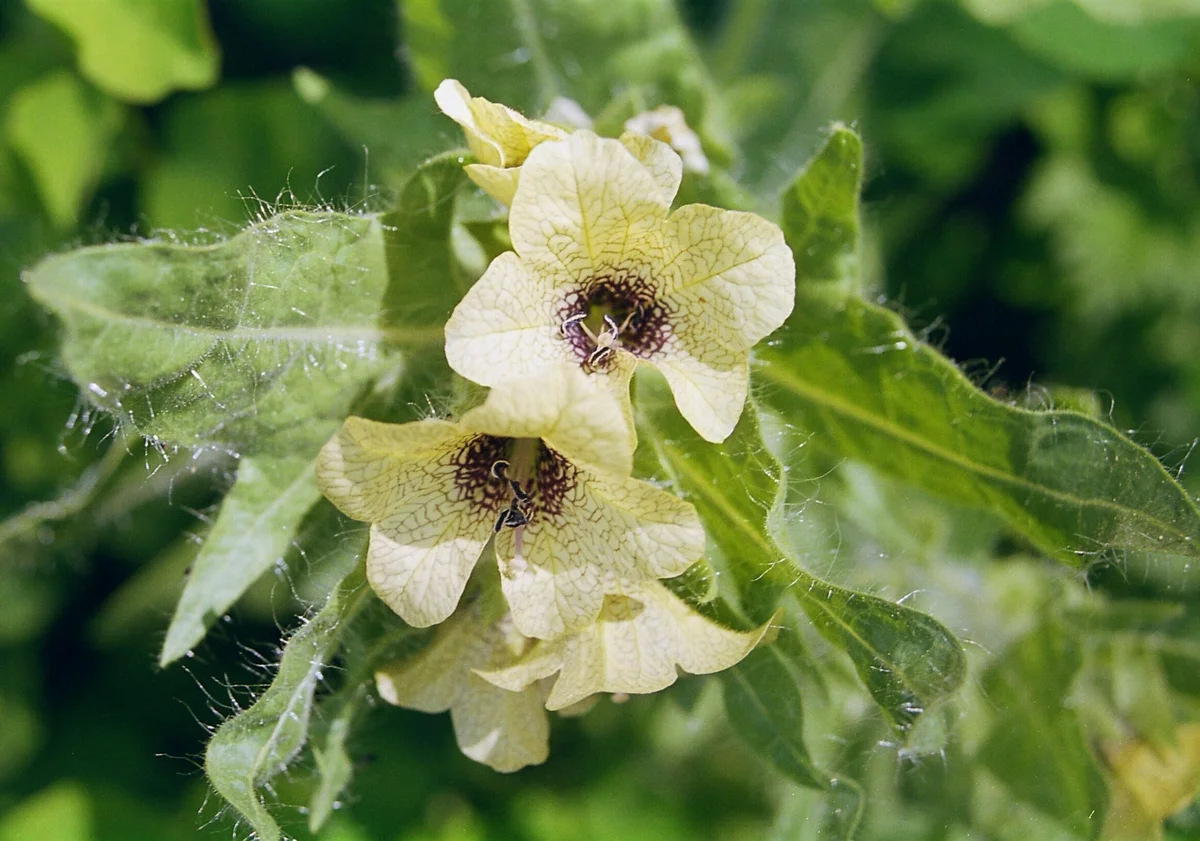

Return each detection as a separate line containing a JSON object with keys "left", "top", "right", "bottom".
{"left": 765, "top": 123, "right": 1200, "bottom": 569}
{"left": 26, "top": 0, "right": 219, "bottom": 103}
{"left": 636, "top": 372, "right": 966, "bottom": 731}
{"left": 25, "top": 211, "right": 419, "bottom": 456}
{"left": 159, "top": 454, "right": 321, "bottom": 666}
{"left": 205, "top": 555, "right": 368, "bottom": 841}
{"left": 978, "top": 619, "right": 1108, "bottom": 836}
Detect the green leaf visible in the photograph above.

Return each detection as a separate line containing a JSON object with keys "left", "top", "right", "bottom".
{"left": 400, "top": 0, "right": 717, "bottom": 123}
{"left": 205, "top": 556, "right": 369, "bottom": 841}
{"left": 978, "top": 620, "right": 1108, "bottom": 836}
{"left": 25, "top": 0, "right": 219, "bottom": 103}
{"left": 764, "top": 124, "right": 1200, "bottom": 569}
{"left": 24, "top": 210, "right": 420, "bottom": 456}
{"left": 781, "top": 124, "right": 863, "bottom": 291}
{"left": 293, "top": 67, "right": 447, "bottom": 191}
{"left": 308, "top": 684, "right": 366, "bottom": 834}
{"left": 3, "top": 70, "right": 121, "bottom": 227}
{"left": 722, "top": 645, "right": 863, "bottom": 840}
{"left": 0, "top": 782, "right": 92, "bottom": 841}
{"left": 636, "top": 372, "right": 967, "bottom": 731}
{"left": 159, "top": 454, "right": 321, "bottom": 666}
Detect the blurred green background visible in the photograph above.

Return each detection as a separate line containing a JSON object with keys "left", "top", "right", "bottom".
{"left": 1, "top": 0, "right": 1198, "bottom": 839}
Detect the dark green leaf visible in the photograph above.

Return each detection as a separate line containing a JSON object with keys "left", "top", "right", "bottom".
{"left": 722, "top": 645, "right": 863, "bottom": 840}
{"left": 25, "top": 211, "right": 421, "bottom": 456}
{"left": 979, "top": 620, "right": 1108, "bottom": 837}
{"left": 25, "top": 0, "right": 219, "bottom": 103}
{"left": 308, "top": 684, "right": 366, "bottom": 834}
{"left": 636, "top": 371, "right": 967, "bottom": 731}
{"left": 205, "top": 555, "right": 368, "bottom": 841}
{"left": 781, "top": 124, "right": 863, "bottom": 291}
{"left": 765, "top": 123, "right": 1200, "bottom": 570}
{"left": 159, "top": 454, "right": 321, "bottom": 666}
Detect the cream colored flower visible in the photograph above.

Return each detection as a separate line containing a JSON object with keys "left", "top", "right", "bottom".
{"left": 444, "top": 130, "right": 795, "bottom": 443}
{"left": 375, "top": 598, "right": 549, "bottom": 773}
{"left": 434, "top": 78, "right": 567, "bottom": 205}
{"left": 625, "top": 105, "right": 709, "bottom": 175}
{"left": 478, "top": 580, "right": 775, "bottom": 710}
{"left": 316, "top": 366, "right": 704, "bottom": 640}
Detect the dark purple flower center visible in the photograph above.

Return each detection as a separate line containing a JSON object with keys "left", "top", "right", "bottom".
{"left": 557, "top": 269, "right": 671, "bottom": 371}
{"left": 452, "top": 435, "right": 578, "bottom": 527}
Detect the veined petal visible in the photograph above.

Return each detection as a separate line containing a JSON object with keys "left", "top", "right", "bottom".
{"left": 459, "top": 365, "right": 634, "bottom": 474}
{"left": 434, "top": 78, "right": 566, "bottom": 168}
{"left": 658, "top": 203, "right": 795, "bottom": 350}
{"left": 480, "top": 581, "right": 773, "bottom": 711}
{"left": 618, "top": 132, "right": 683, "bottom": 206}
{"left": 444, "top": 252, "right": 570, "bottom": 392}
{"left": 653, "top": 344, "right": 750, "bottom": 443}
{"left": 317, "top": 417, "right": 497, "bottom": 627}
{"left": 376, "top": 608, "right": 550, "bottom": 773}
{"left": 495, "top": 462, "right": 704, "bottom": 640}
{"left": 624, "top": 106, "right": 709, "bottom": 175}
{"left": 510, "top": 131, "right": 670, "bottom": 280}
{"left": 465, "top": 163, "right": 520, "bottom": 205}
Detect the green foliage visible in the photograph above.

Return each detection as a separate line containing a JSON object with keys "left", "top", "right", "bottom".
{"left": 25, "top": 0, "right": 219, "bottom": 103}
{"left": 4, "top": 1, "right": 1200, "bottom": 840}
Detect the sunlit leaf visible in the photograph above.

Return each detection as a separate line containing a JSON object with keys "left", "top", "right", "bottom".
{"left": 159, "top": 454, "right": 321, "bottom": 666}
{"left": 0, "top": 782, "right": 91, "bottom": 841}
{"left": 205, "top": 555, "right": 368, "bottom": 841}
{"left": 636, "top": 371, "right": 966, "bottom": 731}
{"left": 979, "top": 619, "right": 1108, "bottom": 837}
{"left": 25, "top": 211, "right": 419, "bottom": 456}
{"left": 3, "top": 70, "right": 121, "bottom": 227}
{"left": 764, "top": 124, "right": 1200, "bottom": 569}
{"left": 26, "top": 0, "right": 219, "bottom": 103}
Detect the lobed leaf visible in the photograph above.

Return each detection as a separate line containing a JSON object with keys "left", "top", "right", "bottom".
{"left": 26, "top": 0, "right": 219, "bottom": 103}
{"left": 159, "top": 454, "right": 322, "bottom": 666}
{"left": 636, "top": 371, "right": 966, "bottom": 731}
{"left": 205, "top": 554, "right": 368, "bottom": 841}
{"left": 25, "top": 211, "right": 420, "bottom": 456}
{"left": 762, "top": 124, "right": 1200, "bottom": 569}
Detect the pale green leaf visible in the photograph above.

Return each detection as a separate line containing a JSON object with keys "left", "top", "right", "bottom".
{"left": 722, "top": 646, "right": 863, "bottom": 840}
{"left": 308, "top": 685, "right": 365, "bottom": 834}
{"left": 25, "top": 0, "right": 219, "bottom": 103}
{"left": 978, "top": 619, "right": 1108, "bottom": 836}
{"left": 205, "top": 557, "right": 368, "bottom": 841}
{"left": 0, "top": 782, "right": 92, "bottom": 841}
{"left": 765, "top": 123, "right": 1200, "bottom": 569}
{"left": 25, "top": 211, "right": 421, "bottom": 456}
{"left": 159, "top": 454, "right": 321, "bottom": 666}
{"left": 636, "top": 371, "right": 967, "bottom": 731}
{"left": 3, "top": 70, "right": 121, "bottom": 227}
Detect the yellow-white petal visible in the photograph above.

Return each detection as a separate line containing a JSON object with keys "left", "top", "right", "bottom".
{"left": 618, "top": 132, "right": 683, "bottom": 206}
{"left": 509, "top": 131, "right": 669, "bottom": 280}
{"left": 444, "top": 251, "right": 570, "bottom": 393}
{"left": 653, "top": 343, "right": 750, "bottom": 443}
{"left": 434, "top": 78, "right": 566, "bottom": 167}
{"left": 465, "top": 163, "right": 521, "bottom": 205}
{"left": 658, "top": 203, "right": 795, "bottom": 350}
{"left": 480, "top": 581, "right": 773, "bottom": 710}
{"left": 460, "top": 365, "right": 634, "bottom": 475}
{"left": 376, "top": 608, "right": 550, "bottom": 773}
{"left": 317, "top": 417, "right": 495, "bottom": 627}
{"left": 495, "top": 463, "right": 705, "bottom": 640}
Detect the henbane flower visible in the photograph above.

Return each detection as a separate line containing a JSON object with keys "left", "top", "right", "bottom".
{"left": 444, "top": 130, "right": 795, "bottom": 443}
{"left": 434, "top": 78, "right": 566, "bottom": 205}
{"left": 316, "top": 366, "right": 704, "bottom": 640}
{"left": 375, "top": 574, "right": 771, "bottom": 772}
